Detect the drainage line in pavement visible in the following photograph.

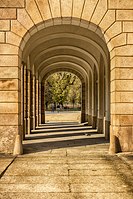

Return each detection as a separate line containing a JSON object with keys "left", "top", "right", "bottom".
{"left": 0, "top": 156, "right": 17, "bottom": 179}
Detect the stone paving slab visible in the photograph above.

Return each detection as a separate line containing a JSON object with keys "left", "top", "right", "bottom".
{"left": 0, "top": 124, "right": 133, "bottom": 199}
{"left": 0, "top": 192, "right": 133, "bottom": 199}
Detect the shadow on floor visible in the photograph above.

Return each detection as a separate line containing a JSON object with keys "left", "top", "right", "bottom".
{"left": 23, "top": 123, "right": 109, "bottom": 154}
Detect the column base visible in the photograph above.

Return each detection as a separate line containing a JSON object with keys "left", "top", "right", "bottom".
{"left": 92, "top": 116, "right": 97, "bottom": 129}
{"left": 88, "top": 115, "right": 92, "bottom": 126}
{"left": 97, "top": 118, "right": 103, "bottom": 133}
{"left": 81, "top": 113, "right": 86, "bottom": 123}
{"left": 41, "top": 114, "right": 45, "bottom": 124}
{"left": 105, "top": 120, "right": 110, "bottom": 140}
{"left": 13, "top": 135, "right": 23, "bottom": 155}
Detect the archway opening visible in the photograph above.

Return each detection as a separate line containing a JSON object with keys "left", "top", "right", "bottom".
{"left": 43, "top": 72, "right": 82, "bottom": 124}
{"left": 19, "top": 18, "right": 110, "bottom": 153}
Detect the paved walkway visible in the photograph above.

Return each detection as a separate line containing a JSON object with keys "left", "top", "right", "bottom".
{"left": 0, "top": 123, "right": 133, "bottom": 199}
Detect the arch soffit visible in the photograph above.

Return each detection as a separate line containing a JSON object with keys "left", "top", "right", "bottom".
{"left": 40, "top": 62, "right": 88, "bottom": 83}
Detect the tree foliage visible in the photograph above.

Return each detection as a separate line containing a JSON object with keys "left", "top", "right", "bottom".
{"left": 45, "top": 72, "right": 81, "bottom": 107}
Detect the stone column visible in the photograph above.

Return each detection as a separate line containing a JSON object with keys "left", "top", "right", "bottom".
{"left": 97, "top": 56, "right": 104, "bottom": 133}
{"left": 39, "top": 80, "right": 42, "bottom": 125}
{"left": 92, "top": 66, "right": 97, "bottom": 128}
{"left": 85, "top": 79, "right": 89, "bottom": 122}
{"left": 21, "top": 63, "right": 25, "bottom": 140}
{"left": 88, "top": 71, "right": 92, "bottom": 125}
{"left": 31, "top": 74, "right": 36, "bottom": 130}
{"left": 81, "top": 82, "right": 86, "bottom": 123}
{"left": 41, "top": 83, "right": 45, "bottom": 123}
{"left": 24, "top": 65, "right": 27, "bottom": 136}
{"left": 27, "top": 69, "right": 31, "bottom": 135}
{"left": 36, "top": 79, "right": 39, "bottom": 127}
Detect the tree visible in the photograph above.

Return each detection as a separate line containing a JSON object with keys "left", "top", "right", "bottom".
{"left": 45, "top": 72, "right": 81, "bottom": 108}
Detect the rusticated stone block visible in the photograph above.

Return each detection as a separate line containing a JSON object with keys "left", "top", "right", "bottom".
{"left": 0, "top": 0, "right": 24, "bottom": 7}
{"left": 91, "top": 0, "right": 107, "bottom": 25}
{"left": 111, "top": 103, "right": 133, "bottom": 115}
{"left": 111, "top": 115, "right": 133, "bottom": 126}
{"left": 99, "top": 10, "right": 115, "bottom": 32}
{"left": 123, "top": 22, "right": 133, "bottom": 32}
{"left": 127, "top": 33, "right": 133, "bottom": 44}
{"left": 0, "top": 44, "right": 18, "bottom": 54}
{"left": 0, "top": 113, "right": 19, "bottom": 125}
{"left": 0, "top": 91, "right": 18, "bottom": 102}
{"left": 0, "top": 79, "right": 18, "bottom": 90}
{"left": 0, "top": 8, "right": 16, "bottom": 19}
{"left": 11, "top": 20, "right": 27, "bottom": 37}
{"left": 26, "top": 0, "right": 42, "bottom": 24}
{"left": 106, "top": 22, "right": 122, "bottom": 40}
{"left": 49, "top": 0, "right": 60, "bottom": 18}
{"left": 35, "top": 0, "right": 51, "bottom": 21}
{"left": 0, "top": 67, "right": 18, "bottom": 78}
{"left": 115, "top": 45, "right": 133, "bottom": 56}
{"left": 108, "top": 0, "right": 133, "bottom": 9}
{"left": 0, "top": 32, "right": 5, "bottom": 43}
{"left": 0, "top": 55, "right": 18, "bottom": 66}
{"left": 111, "top": 126, "right": 133, "bottom": 152}
{"left": 0, "top": 20, "right": 10, "bottom": 31}
{"left": 73, "top": 0, "right": 84, "bottom": 18}
{"left": 0, "top": 103, "right": 18, "bottom": 113}
{"left": 0, "top": 126, "right": 18, "bottom": 153}
{"left": 17, "top": 9, "right": 34, "bottom": 30}
{"left": 61, "top": 0, "right": 72, "bottom": 17}
{"left": 117, "top": 10, "right": 133, "bottom": 21}
{"left": 6, "top": 31, "right": 22, "bottom": 46}
{"left": 82, "top": 0, "right": 98, "bottom": 21}
{"left": 111, "top": 92, "right": 133, "bottom": 103}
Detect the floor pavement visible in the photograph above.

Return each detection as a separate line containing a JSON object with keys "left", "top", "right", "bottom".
{"left": 0, "top": 122, "right": 133, "bottom": 199}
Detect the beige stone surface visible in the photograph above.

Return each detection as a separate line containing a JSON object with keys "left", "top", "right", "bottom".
{"left": 111, "top": 92, "right": 133, "bottom": 103}
{"left": 111, "top": 80, "right": 133, "bottom": 92}
{"left": 99, "top": 10, "right": 115, "bottom": 32}
{"left": 0, "top": 20, "right": 10, "bottom": 31}
{"left": 123, "top": 22, "right": 133, "bottom": 32}
{"left": 0, "top": 0, "right": 25, "bottom": 7}
{"left": 17, "top": 9, "right": 34, "bottom": 30}
{"left": 0, "top": 103, "right": 18, "bottom": 113}
{"left": 6, "top": 31, "right": 22, "bottom": 46}
{"left": 111, "top": 103, "right": 133, "bottom": 115}
{"left": 127, "top": 33, "right": 133, "bottom": 44}
{"left": 116, "top": 10, "right": 133, "bottom": 21}
{"left": 35, "top": 0, "right": 52, "bottom": 21}
{"left": 108, "top": 0, "right": 133, "bottom": 9}
{"left": 49, "top": 0, "right": 60, "bottom": 18}
{"left": 82, "top": 0, "right": 98, "bottom": 21}
{"left": 11, "top": 20, "right": 27, "bottom": 37}
{"left": 110, "top": 33, "right": 126, "bottom": 49}
{"left": 0, "top": 91, "right": 18, "bottom": 102}
{"left": 0, "top": 55, "right": 18, "bottom": 66}
{"left": 0, "top": 8, "right": 16, "bottom": 19}
{"left": 0, "top": 79, "right": 18, "bottom": 90}
{"left": 111, "top": 56, "right": 133, "bottom": 70}
{"left": 106, "top": 22, "right": 122, "bottom": 41}
{"left": 0, "top": 126, "right": 18, "bottom": 153}
{"left": 26, "top": 0, "right": 42, "bottom": 24}
{"left": 73, "top": 0, "right": 84, "bottom": 18}
{"left": 0, "top": 32, "right": 5, "bottom": 43}
{"left": 91, "top": 0, "right": 107, "bottom": 25}
{"left": 0, "top": 67, "right": 18, "bottom": 78}
{"left": 61, "top": 0, "right": 72, "bottom": 17}
{"left": 0, "top": 44, "right": 18, "bottom": 55}
{"left": 111, "top": 68, "right": 133, "bottom": 80}
{"left": 111, "top": 115, "right": 133, "bottom": 126}
{"left": 0, "top": 114, "right": 19, "bottom": 125}
{"left": 115, "top": 45, "right": 133, "bottom": 56}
